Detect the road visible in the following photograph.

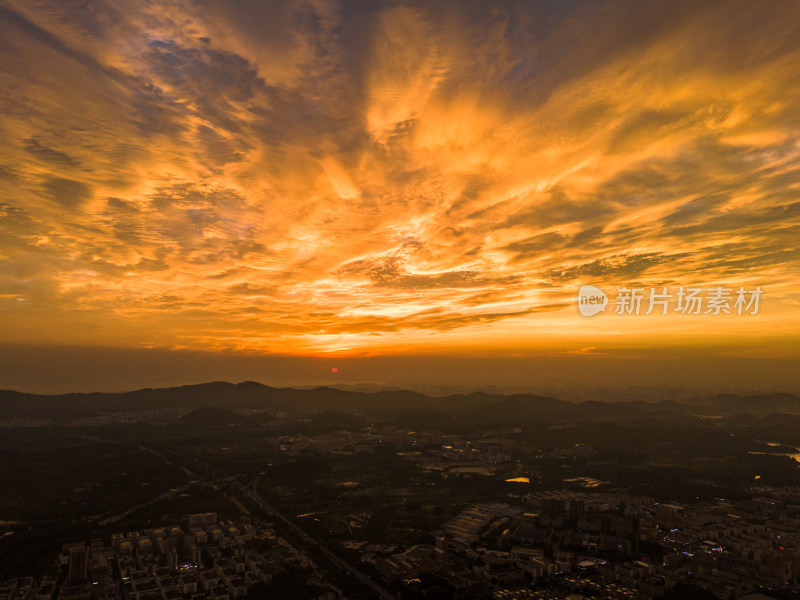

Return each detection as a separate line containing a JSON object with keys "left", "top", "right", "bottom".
{"left": 98, "top": 445, "right": 199, "bottom": 526}
{"left": 245, "top": 475, "right": 398, "bottom": 600}
{"left": 96, "top": 445, "right": 394, "bottom": 598}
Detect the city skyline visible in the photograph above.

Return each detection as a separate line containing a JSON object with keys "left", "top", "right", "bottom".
{"left": 1, "top": 0, "right": 799, "bottom": 393}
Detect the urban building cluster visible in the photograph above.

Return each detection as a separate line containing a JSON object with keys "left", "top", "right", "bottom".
{"left": 2, "top": 420, "right": 800, "bottom": 600}
{"left": 363, "top": 488, "right": 800, "bottom": 599}
{"left": 0, "top": 514, "right": 338, "bottom": 600}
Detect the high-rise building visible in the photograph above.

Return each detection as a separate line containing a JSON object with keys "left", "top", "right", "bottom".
{"left": 67, "top": 545, "right": 88, "bottom": 583}
{"left": 569, "top": 500, "right": 586, "bottom": 521}
{"left": 188, "top": 512, "right": 217, "bottom": 528}
{"left": 542, "top": 498, "right": 566, "bottom": 518}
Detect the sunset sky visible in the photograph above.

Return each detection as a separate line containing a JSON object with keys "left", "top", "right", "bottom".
{"left": 1, "top": 0, "right": 799, "bottom": 395}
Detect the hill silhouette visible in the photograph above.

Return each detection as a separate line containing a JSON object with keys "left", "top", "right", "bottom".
{"left": 0, "top": 382, "right": 798, "bottom": 425}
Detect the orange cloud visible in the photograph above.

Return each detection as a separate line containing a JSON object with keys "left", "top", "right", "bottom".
{"left": 0, "top": 0, "right": 799, "bottom": 363}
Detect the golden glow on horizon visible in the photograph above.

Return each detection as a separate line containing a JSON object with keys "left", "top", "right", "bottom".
{"left": 1, "top": 0, "right": 799, "bottom": 359}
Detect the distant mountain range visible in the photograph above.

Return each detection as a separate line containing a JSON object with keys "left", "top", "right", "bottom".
{"left": 1, "top": 381, "right": 799, "bottom": 425}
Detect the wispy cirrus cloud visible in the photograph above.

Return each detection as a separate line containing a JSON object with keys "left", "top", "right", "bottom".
{"left": 0, "top": 0, "right": 799, "bottom": 356}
